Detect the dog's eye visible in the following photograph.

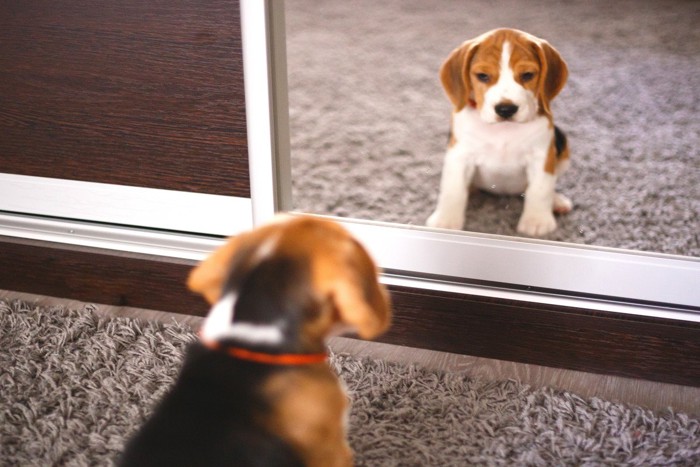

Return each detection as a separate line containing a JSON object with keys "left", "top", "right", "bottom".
{"left": 475, "top": 73, "right": 490, "bottom": 83}
{"left": 520, "top": 72, "right": 535, "bottom": 82}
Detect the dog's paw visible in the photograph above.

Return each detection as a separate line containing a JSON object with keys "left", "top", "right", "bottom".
{"left": 517, "top": 211, "right": 557, "bottom": 236}
{"left": 427, "top": 211, "right": 464, "bottom": 230}
{"left": 553, "top": 193, "right": 573, "bottom": 214}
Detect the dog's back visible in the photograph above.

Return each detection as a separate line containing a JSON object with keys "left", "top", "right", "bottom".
{"left": 118, "top": 344, "right": 304, "bottom": 466}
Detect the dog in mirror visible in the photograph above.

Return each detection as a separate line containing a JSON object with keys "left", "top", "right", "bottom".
{"left": 427, "top": 28, "right": 572, "bottom": 236}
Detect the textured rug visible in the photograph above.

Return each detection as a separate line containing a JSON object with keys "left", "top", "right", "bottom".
{"left": 286, "top": 0, "right": 700, "bottom": 257}
{"left": 2, "top": 299, "right": 700, "bottom": 466}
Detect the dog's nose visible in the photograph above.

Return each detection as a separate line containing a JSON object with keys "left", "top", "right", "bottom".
{"left": 495, "top": 103, "right": 519, "bottom": 119}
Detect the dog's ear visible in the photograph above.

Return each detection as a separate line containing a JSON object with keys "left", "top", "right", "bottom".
{"left": 536, "top": 40, "right": 568, "bottom": 118}
{"left": 187, "top": 235, "right": 244, "bottom": 305}
{"left": 440, "top": 39, "right": 480, "bottom": 111}
{"left": 188, "top": 215, "right": 293, "bottom": 304}
{"left": 316, "top": 240, "right": 391, "bottom": 340}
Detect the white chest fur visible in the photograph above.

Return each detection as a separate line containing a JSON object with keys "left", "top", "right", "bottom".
{"left": 451, "top": 108, "right": 552, "bottom": 194}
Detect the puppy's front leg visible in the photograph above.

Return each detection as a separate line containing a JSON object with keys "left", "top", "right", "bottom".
{"left": 427, "top": 146, "right": 474, "bottom": 230}
{"left": 517, "top": 168, "right": 557, "bottom": 236}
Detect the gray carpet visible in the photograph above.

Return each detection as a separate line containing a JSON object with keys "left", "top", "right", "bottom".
{"left": 2, "top": 299, "right": 700, "bottom": 466}
{"left": 286, "top": 0, "right": 700, "bottom": 257}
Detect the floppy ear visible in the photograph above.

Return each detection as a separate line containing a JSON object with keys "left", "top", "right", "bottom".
{"left": 187, "top": 235, "right": 244, "bottom": 305}
{"left": 439, "top": 40, "right": 479, "bottom": 111}
{"left": 331, "top": 277, "right": 390, "bottom": 340}
{"left": 536, "top": 40, "right": 568, "bottom": 117}
{"left": 322, "top": 244, "right": 391, "bottom": 340}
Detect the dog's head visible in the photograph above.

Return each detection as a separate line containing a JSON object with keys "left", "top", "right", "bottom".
{"left": 440, "top": 28, "right": 567, "bottom": 123}
{"left": 188, "top": 216, "right": 391, "bottom": 352}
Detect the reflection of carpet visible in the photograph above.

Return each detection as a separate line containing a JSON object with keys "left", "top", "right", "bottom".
{"left": 3, "top": 299, "right": 700, "bottom": 466}
{"left": 286, "top": 0, "right": 699, "bottom": 256}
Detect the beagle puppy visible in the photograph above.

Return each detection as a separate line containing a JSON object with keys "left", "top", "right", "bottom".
{"left": 427, "top": 28, "right": 572, "bottom": 236}
{"left": 119, "top": 216, "right": 391, "bottom": 467}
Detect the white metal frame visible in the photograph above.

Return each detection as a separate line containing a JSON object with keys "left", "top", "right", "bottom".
{"left": 0, "top": 174, "right": 252, "bottom": 237}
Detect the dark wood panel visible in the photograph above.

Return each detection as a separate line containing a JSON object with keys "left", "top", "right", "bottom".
{"left": 0, "top": 236, "right": 204, "bottom": 314}
{"left": 0, "top": 0, "right": 248, "bottom": 197}
{"left": 1, "top": 236, "right": 699, "bottom": 387}
{"left": 382, "top": 288, "right": 700, "bottom": 387}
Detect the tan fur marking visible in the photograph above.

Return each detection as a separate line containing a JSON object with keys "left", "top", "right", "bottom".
{"left": 262, "top": 367, "right": 352, "bottom": 467}
{"left": 187, "top": 235, "right": 244, "bottom": 304}
{"left": 311, "top": 242, "right": 391, "bottom": 340}
{"left": 509, "top": 37, "right": 541, "bottom": 95}
{"left": 523, "top": 31, "right": 568, "bottom": 120}
{"left": 265, "top": 217, "right": 390, "bottom": 340}
{"left": 544, "top": 139, "right": 558, "bottom": 175}
{"left": 468, "top": 33, "right": 503, "bottom": 110}
{"left": 440, "top": 38, "right": 481, "bottom": 111}
{"left": 544, "top": 134, "right": 570, "bottom": 174}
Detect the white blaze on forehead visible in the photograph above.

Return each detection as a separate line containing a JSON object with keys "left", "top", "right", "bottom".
{"left": 500, "top": 40, "right": 513, "bottom": 80}
{"left": 253, "top": 230, "right": 281, "bottom": 262}
{"left": 492, "top": 40, "right": 519, "bottom": 99}
{"left": 481, "top": 39, "right": 538, "bottom": 123}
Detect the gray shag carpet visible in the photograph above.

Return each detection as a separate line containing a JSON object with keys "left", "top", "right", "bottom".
{"left": 2, "top": 299, "right": 700, "bottom": 466}
{"left": 286, "top": 0, "right": 700, "bottom": 257}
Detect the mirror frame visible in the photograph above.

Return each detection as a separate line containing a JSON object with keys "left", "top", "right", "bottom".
{"left": 242, "top": 0, "right": 699, "bottom": 316}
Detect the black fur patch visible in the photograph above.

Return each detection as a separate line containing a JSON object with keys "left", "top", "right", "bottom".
{"left": 118, "top": 344, "right": 305, "bottom": 467}
{"left": 226, "top": 255, "right": 316, "bottom": 354}
{"left": 554, "top": 126, "right": 567, "bottom": 158}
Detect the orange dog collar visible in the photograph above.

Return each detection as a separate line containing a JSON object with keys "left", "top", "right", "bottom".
{"left": 200, "top": 337, "right": 327, "bottom": 366}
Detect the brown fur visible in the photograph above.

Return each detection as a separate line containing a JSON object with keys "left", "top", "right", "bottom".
{"left": 261, "top": 367, "right": 352, "bottom": 467}
{"left": 544, "top": 138, "right": 559, "bottom": 174}
{"left": 545, "top": 134, "right": 570, "bottom": 175}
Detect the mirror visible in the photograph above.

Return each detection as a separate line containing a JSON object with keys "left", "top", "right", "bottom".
{"left": 284, "top": 0, "right": 698, "bottom": 258}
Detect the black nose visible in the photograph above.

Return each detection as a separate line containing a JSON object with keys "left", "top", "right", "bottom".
{"left": 495, "top": 103, "right": 519, "bottom": 119}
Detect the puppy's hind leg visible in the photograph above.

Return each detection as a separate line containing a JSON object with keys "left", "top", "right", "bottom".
{"left": 553, "top": 192, "right": 572, "bottom": 214}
